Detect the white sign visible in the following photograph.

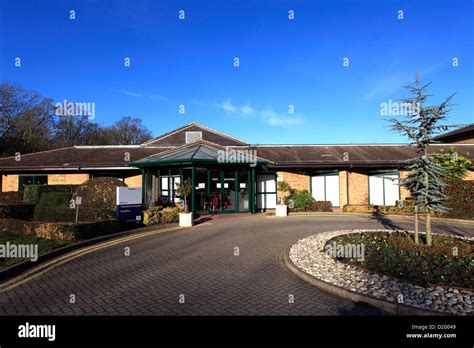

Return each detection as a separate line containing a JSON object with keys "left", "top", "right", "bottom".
{"left": 216, "top": 183, "right": 222, "bottom": 188}
{"left": 75, "top": 196, "right": 82, "bottom": 205}
{"left": 240, "top": 183, "right": 246, "bottom": 189}
{"left": 198, "top": 183, "right": 205, "bottom": 188}
{"left": 116, "top": 187, "right": 142, "bottom": 205}
{"left": 224, "top": 183, "right": 229, "bottom": 188}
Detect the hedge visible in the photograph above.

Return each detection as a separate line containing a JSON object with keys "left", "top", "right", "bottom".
{"left": 440, "top": 179, "right": 474, "bottom": 220}
{"left": 343, "top": 200, "right": 415, "bottom": 215}
{"left": 24, "top": 185, "right": 78, "bottom": 205}
{"left": 72, "top": 177, "right": 127, "bottom": 212}
{"left": 143, "top": 206, "right": 179, "bottom": 225}
{"left": 306, "top": 201, "right": 333, "bottom": 212}
{"left": 38, "top": 192, "right": 73, "bottom": 207}
{"left": 0, "top": 192, "right": 23, "bottom": 204}
{"left": 24, "top": 220, "right": 122, "bottom": 241}
{"left": 0, "top": 204, "right": 35, "bottom": 219}
{"left": 143, "top": 206, "right": 162, "bottom": 226}
{"left": 34, "top": 206, "right": 115, "bottom": 222}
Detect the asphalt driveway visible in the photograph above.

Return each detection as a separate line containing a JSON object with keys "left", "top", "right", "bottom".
{"left": 0, "top": 214, "right": 472, "bottom": 315}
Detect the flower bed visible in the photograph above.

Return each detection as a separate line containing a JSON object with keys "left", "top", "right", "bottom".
{"left": 330, "top": 231, "right": 473, "bottom": 288}
{"left": 289, "top": 230, "right": 473, "bottom": 315}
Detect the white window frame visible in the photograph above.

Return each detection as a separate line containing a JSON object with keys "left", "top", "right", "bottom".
{"left": 368, "top": 172, "right": 400, "bottom": 206}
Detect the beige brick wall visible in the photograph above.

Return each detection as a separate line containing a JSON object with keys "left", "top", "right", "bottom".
{"left": 276, "top": 171, "right": 310, "bottom": 202}
{"left": 339, "top": 170, "right": 349, "bottom": 207}
{"left": 465, "top": 170, "right": 474, "bottom": 180}
{"left": 125, "top": 175, "right": 142, "bottom": 187}
{"left": 399, "top": 171, "right": 411, "bottom": 200}
{"left": 48, "top": 174, "right": 90, "bottom": 185}
{"left": 276, "top": 171, "right": 310, "bottom": 191}
{"left": 1, "top": 175, "right": 19, "bottom": 192}
{"left": 347, "top": 170, "right": 369, "bottom": 205}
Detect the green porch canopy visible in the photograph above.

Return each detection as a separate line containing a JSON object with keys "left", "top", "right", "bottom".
{"left": 130, "top": 142, "right": 269, "bottom": 214}
{"left": 130, "top": 142, "right": 268, "bottom": 167}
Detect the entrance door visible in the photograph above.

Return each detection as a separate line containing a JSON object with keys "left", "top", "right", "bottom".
{"left": 222, "top": 171, "right": 237, "bottom": 212}
{"left": 208, "top": 170, "right": 240, "bottom": 213}
{"left": 209, "top": 170, "right": 222, "bottom": 213}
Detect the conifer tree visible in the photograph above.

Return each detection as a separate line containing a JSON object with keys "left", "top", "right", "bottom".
{"left": 387, "top": 71, "right": 455, "bottom": 246}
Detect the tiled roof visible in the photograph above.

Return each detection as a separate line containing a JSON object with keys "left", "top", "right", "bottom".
{"left": 0, "top": 146, "right": 169, "bottom": 172}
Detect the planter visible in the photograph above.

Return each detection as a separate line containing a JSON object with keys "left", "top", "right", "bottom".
{"left": 179, "top": 212, "right": 194, "bottom": 227}
{"left": 275, "top": 204, "right": 288, "bottom": 217}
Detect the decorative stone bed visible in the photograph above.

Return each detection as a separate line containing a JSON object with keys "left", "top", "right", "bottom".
{"left": 289, "top": 229, "right": 473, "bottom": 316}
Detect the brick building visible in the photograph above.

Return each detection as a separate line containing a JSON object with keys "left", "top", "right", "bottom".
{"left": 1, "top": 122, "right": 473, "bottom": 214}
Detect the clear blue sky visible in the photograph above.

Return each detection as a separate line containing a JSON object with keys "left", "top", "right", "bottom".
{"left": 0, "top": 0, "right": 472, "bottom": 144}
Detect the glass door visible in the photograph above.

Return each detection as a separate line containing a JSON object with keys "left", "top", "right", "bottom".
{"left": 209, "top": 170, "right": 222, "bottom": 213}
{"left": 222, "top": 171, "right": 237, "bottom": 212}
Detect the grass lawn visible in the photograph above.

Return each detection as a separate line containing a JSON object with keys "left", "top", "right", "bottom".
{"left": 0, "top": 232, "right": 72, "bottom": 268}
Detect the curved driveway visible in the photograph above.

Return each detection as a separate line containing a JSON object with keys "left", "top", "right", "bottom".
{"left": 0, "top": 214, "right": 472, "bottom": 315}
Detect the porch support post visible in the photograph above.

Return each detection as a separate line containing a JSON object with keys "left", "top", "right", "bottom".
{"left": 251, "top": 168, "right": 256, "bottom": 214}
{"left": 191, "top": 165, "right": 196, "bottom": 213}
{"left": 141, "top": 168, "right": 145, "bottom": 205}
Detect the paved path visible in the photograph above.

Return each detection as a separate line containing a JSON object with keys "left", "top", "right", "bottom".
{"left": 0, "top": 214, "right": 472, "bottom": 315}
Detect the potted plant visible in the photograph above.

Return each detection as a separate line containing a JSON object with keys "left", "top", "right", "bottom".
{"left": 276, "top": 180, "right": 292, "bottom": 217}
{"left": 176, "top": 178, "right": 193, "bottom": 227}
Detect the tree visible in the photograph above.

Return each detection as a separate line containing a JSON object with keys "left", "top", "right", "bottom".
{"left": 176, "top": 178, "right": 192, "bottom": 213}
{"left": 387, "top": 71, "right": 455, "bottom": 246}
{"left": 103, "top": 116, "right": 152, "bottom": 145}
{"left": 53, "top": 115, "right": 106, "bottom": 147}
{"left": 435, "top": 147, "right": 471, "bottom": 181}
{"left": 0, "top": 82, "right": 56, "bottom": 155}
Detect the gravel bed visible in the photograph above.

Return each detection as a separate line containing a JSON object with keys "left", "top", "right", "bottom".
{"left": 289, "top": 229, "right": 473, "bottom": 316}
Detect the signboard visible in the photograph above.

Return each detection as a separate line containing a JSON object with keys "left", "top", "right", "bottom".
{"left": 116, "top": 187, "right": 142, "bottom": 205}
{"left": 116, "top": 187, "right": 142, "bottom": 222}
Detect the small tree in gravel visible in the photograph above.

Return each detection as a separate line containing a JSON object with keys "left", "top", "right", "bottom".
{"left": 387, "top": 71, "right": 456, "bottom": 246}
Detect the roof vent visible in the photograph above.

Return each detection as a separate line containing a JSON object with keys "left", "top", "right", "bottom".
{"left": 185, "top": 131, "right": 202, "bottom": 143}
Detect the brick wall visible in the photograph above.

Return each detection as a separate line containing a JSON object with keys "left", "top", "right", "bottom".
{"left": 276, "top": 171, "right": 310, "bottom": 202}
{"left": 399, "top": 171, "right": 411, "bottom": 200}
{"left": 347, "top": 170, "right": 369, "bottom": 205}
{"left": 48, "top": 174, "right": 90, "bottom": 185}
{"left": 1, "top": 175, "right": 18, "bottom": 192}
{"left": 339, "top": 170, "right": 349, "bottom": 207}
{"left": 125, "top": 175, "right": 142, "bottom": 187}
{"left": 276, "top": 171, "right": 310, "bottom": 191}
{"left": 465, "top": 170, "right": 474, "bottom": 180}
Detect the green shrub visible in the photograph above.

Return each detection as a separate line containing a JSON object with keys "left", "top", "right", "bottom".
{"left": 0, "top": 192, "right": 23, "bottom": 204}
{"left": 24, "top": 185, "right": 78, "bottom": 204}
{"left": 72, "top": 177, "right": 127, "bottom": 212}
{"left": 0, "top": 204, "right": 35, "bottom": 219}
{"left": 38, "top": 192, "right": 72, "bottom": 207}
{"left": 329, "top": 232, "right": 473, "bottom": 288}
{"left": 343, "top": 200, "right": 415, "bottom": 215}
{"left": 24, "top": 220, "right": 122, "bottom": 241}
{"left": 290, "top": 190, "right": 315, "bottom": 212}
{"left": 160, "top": 207, "right": 180, "bottom": 224}
{"left": 307, "top": 201, "right": 333, "bottom": 212}
{"left": 34, "top": 206, "right": 115, "bottom": 222}
{"left": 143, "top": 206, "right": 162, "bottom": 226}
{"left": 440, "top": 179, "right": 474, "bottom": 220}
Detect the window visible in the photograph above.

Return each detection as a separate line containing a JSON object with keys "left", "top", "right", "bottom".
{"left": 256, "top": 174, "right": 276, "bottom": 209}
{"left": 185, "top": 131, "right": 202, "bottom": 143}
{"left": 18, "top": 175, "right": 48, "bottom": 191}
{"left": 369, "top": 172, "right": 400, "bottom": 206}
{"left": 311, "top": 171, "right": 340, "bottom": 207}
